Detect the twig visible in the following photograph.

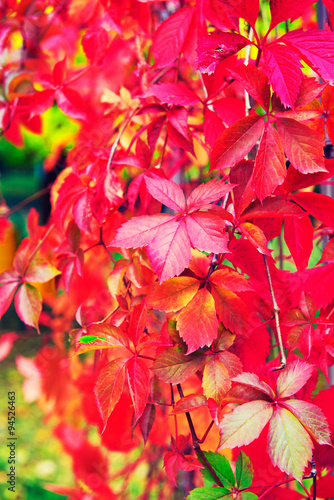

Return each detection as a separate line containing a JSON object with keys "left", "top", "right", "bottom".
{"left": 176, "top": 384, "right": 224, "bottom": 488}
{"left": 263, "top": 255, "right": 286, "bottom": 370}
{"left": 244, "top": 27, "right": 254, "bottom": 117}
{"left": 7, "top": 186, "right": 51, "bottom": 216}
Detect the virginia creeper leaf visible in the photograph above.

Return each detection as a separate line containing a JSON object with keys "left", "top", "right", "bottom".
{"left": 185, "top": 213, "right": 229, "bottom": 254}
{"left": 263, "top": 44, "right": 302, "bottom": 109}
{"left": 252, "top": 123, "right": 286, "bottom": 201}
{"left": 139, "top": 404, "right": 156, "bottom": 444}
{"left": 145, "top": 177, "right": 186, "bottom": 212}
{"left": 220, "top": 0, "right": 259, "bottom": 28}
{"left": 276, "top": 359, "right": 313, "bottom": 399}
{"left": 198, "top": 451, "right": 235, "bottom": 488}
{"left": 284, "top": 216, "right": 314, "bottom": 272}
{"left": 283, "top": 399, "right": 332, "bottom": 446}
{"left": 211, "top": 115, "right": 264, "bottom": 171}
{"left": 269, "top": 0, "right": 315, "bottom": 29}
{"left": 282, "top": 29, "right": 334, "bottom": 85}
{"left": 14, "top": 283, "right": 42, "bottom": 332}
{"left": 94, "top": 357, "right": 127, "bottom": 431}
{"left": 236, "top": 451, "right": 254, "bottom": 489}
{"left": 152, "top": 347, "right": 205, "bottom": 384}
{"left": 232, "top": 372, "right": 275, "bottom": 399}
{"left": 186, "top": 179, "right": 234, "bottom": 212}
{"left": 74, "top": 324, "right": 129, "bottom": 355}
{"left": 218, "top": 400, "right": 273, "bottom": 449}
{"left": 170, "top": 394, "right": 207, "bottom": 415}
{"left": 126, "top": 356, "right": 150, "bottom": 425}
{"left": 229, "top": 65, "right": 270, "bottom": 111}
{"left": 177, "top": 288, "right": 219, "bottom": 353}
{"left": 146, "top": 83, "right": 200, "bottom": 107}
{"left": 202, "top": 357, "right": 231, "bottom": 405}
{"left": 147, "top": 277, "right": 200, "bottom": 312}
{"left": 187, "top": 487, "right": 233, "bottom": 499}
{"left": 267, "top": 406, "right": 313, "bottom": 481}
{"left": 152, "top": 7, "right": 197, "bottom": 68}
{"left": 276, "top": 117, "right": 326, "bottom": 174}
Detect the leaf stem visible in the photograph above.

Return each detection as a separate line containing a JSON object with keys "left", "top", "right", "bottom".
{"left": 262, "top": 255, "right": 286, "bottom": 370}
{"left": 176, "top": 384, "right": 224, "bottom": 488}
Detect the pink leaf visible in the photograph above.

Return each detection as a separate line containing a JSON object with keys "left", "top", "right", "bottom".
{"left": 128, "top": 303, "right": 147, "bottom": 348}
{"left": 146, "top": 219, "right": 191, "bottom": 282}
{"left": 14, "top": 283, "right": 42, "bottom": 332}
{"left": 56, "top": 86, "right": 86, "bottom": 121}
{"left": 110, "top": 214, "right": 174, "bottom": 248}
{"left": 0, "top": 269, "right": 20, "bottom": 318}
{"left": 232, "top": 372, "right": 275, "bottom": 399}
{"left": 152, "top": 7, "right": 197, "bottom": 68}
{"left": 187, "top": 178, "right": 234, "bottom": 212}
{"left": 81, "top": 25, "right": 109, "bottom": 64}
{"left": 146, "top": 83, "right": 200, "bottom": 106}
{"left": 186, "top": 213, "right": 229, "bottom": 254}
{"left": 290, "top": 192, "right": 334, "bottom": 229}
{"left": 144, "top": 177, "right": 186, "bottom": 212}
{"left": 263, "top": 43, "right": 302, "bottom": 109}
{"left": 282, "top": 29, "right": 334, "bottom": 85}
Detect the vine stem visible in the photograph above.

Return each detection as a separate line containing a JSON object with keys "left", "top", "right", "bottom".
{"left": 244, "top": 27, "right": 254, "bottom": 117}
{"left": 262, "top": 255, "right": 286, "bottom": 371}
{"left": 176, "top": 384, "right": 224, "bottom": 488}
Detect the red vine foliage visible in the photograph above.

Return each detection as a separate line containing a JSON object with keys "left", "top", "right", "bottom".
{"left": 1, "top": 0, "right": 334, "bottom": 498}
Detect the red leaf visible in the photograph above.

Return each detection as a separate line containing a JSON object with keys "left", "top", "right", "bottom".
{"left": 195, "top": 32, "right": 250, "bottom": 74}
{"left": 187, "top": 178, "right": 234, "bottom": 212}
{"left": 146, "top": 83, "right": 200, "bottom": 106}
{"left": 269, "top": 0, "right": 315, "bottom": 30}
{"left": 276, "top": 359, "right": 313, "bottom": 399}
{"left": 14, "top": 283, "right": 42, "bottom": 332}
{"left": 94, "top": 357, "right": 127, "bottom": 431}
{"left": 229, "top": 65, "right": 271, "bottom": 111}
{"left": 81, "top": 25, "right": 109, "bottom": 64}
{"left": 290, "top": 191, "right": 334, "bottom": 229}
{"left": 145, "top": 177, "right": 186, "bottom": 212}
{"left": 211, "top": 115, "right": 264, "bottom": 171}
{"left": 29, "top": 89, "right": 55, "bottom": 119}
{"left": 276, "top": 117, "right": 326, "bottom": 174}
{"left": 295, "top": 76, "right": 326, "bottom": 107}
{"left": 213, "top": 97, "right": 246, "bottom": 127}
{"left": 176, "top": 288, "right": 219, "bottom": 353}
{"left": 126, "top": 356, "right": 150, "bottom": 425}
{"left": 170, "top": 394, "right": 207, "bottom": 414}
{"left": 152, "top": 7, "right": 197, "bottom": 68}
{"left": 263, "top": 43, "right": 302, "bottom": 109}
{"left": 56, "top": 86, "right": 86, "bottom": 121}
{"left": 220, "top": 0, "right": 259, "bottom": 28}
{"left": 282, "top": 29, "right": 334, "bottom": 85}
{"left": 253, "top": 122, "right": 286, "bottom": 201}
{"left": 210, "top": 268, "right": 253, "bottom": 292}
{"left": 211, "top": 286, "right": 249, "bottom": 334}
{"left": 139, "top": 404, "right": 156, "bottom": 444}
{"left": 284, "top": 216, "right": 314, "bottom": 271}
{"left": 186, "top": 212, "right": 229, "bottom": 254}
{"left": 202, "top": 357, "right": 231, "bottom": 404}
{"left": 128, "top": 303, "right": 147, "bottom": 348}
{"left": 232, "top": 372, "right": 275, "bottom": 399}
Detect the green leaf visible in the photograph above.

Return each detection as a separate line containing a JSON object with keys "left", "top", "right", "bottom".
{"left": 197, "top": 451, "right": 235, "bottom": 488}
{"left": 79, "top": 335, "right": 106, "bottom": 344}
{"left": 187, "top": 487, "right": 233, "bottom": 499}
{"left": 239, "top": 493, "right": 258, "bottom": 500}
{"left": 236, "top": 451, "right": 253, "bottom": 489}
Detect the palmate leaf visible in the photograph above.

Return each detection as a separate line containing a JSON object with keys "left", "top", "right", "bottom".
{"left": 283, "top": 399, "right": 332, "bottom": 446}
{"left": 198, "top": 451, "right": 235, "bottom": 489}
{"left": 275, "top": 359, "right": 313, "bottom": 398}
{"left": 110, "top": 177, "right": 232, "bottom": 282}
{"left": 147, "top": 276, "right": 200, "bottom": 312}
{"left": 236, "top": 451, "right": 254, "bottom": 489}
{"left": 187, "top": 487, "right": 234, "bottom": 499}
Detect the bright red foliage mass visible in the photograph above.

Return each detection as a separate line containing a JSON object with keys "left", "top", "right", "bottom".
{"left": 1, "top": 0, "right": 334, "bottom": 499}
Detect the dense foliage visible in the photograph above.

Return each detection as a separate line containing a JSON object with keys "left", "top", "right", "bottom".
{"left": 1, "top": 0, "right": 334, "bottom": 498}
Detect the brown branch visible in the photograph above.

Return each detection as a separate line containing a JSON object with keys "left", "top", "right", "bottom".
{"left": 176, "top": 384, "right": 224, "bottom": 488}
